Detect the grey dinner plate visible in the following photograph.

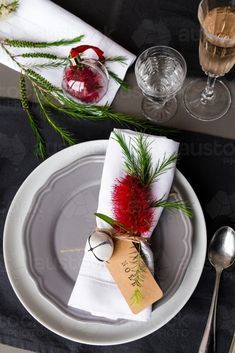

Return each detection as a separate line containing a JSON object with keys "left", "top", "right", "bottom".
{"left": 24, "top": 154, "right": 192, "bottom": 325}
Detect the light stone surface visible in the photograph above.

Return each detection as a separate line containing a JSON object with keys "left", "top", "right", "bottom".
{"left": 0, "top": 64, "right": 235, "bottom": 140}
{"left": 0, "top": 344, "right": 35, "bottom": 353}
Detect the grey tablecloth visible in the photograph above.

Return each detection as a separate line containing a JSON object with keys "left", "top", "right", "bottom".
{"left": 0, "top": 97, "right": 234, "bottom": 353}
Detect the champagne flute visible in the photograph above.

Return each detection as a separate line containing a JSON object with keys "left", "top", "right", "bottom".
{"left": 184, "top": 0, "right": 235, "bottom": 121}
{"left": 135, "top": 46, "right": 187, "bottom": 123}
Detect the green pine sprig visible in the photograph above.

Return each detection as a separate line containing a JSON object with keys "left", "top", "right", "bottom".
{"left": 104, "top": 56, "right": 127, "bottom": 65}
{"left": 151, "top": 195, "right": 193, "bottom": 218}
{"left": 133, "top": 134, "right": 153, "bottom": 185}
{"left": 130, "top": 288, "right": 144, "bottom": 306}
{"left": 129, "top": 243, "right": 146, "bottom": 306}
{"left": 129, "top": 243, "right": 146, "bottom": 287}
{"left": 0, "top": 0, "right": 19, "bottom": 17}
{"left": 43, "top": 92, "right": 171, "bottom": 134}
{"left": 104, "top": 56, "right": 129, "bottom": 89}
{"left": 14, "top": 52, "right": 69, "bottom": 70}
{"left": 113, "top": 131, "right": 178, "bottom": 186}
{"left": 34, "top": 88, "right": 76, "bottom": 146}
{"left": 107, "top": 70, "right": 129, "bottom": 90}
{"left": 16, "top": 52, "right": 69, "bottom": 70}
{"left": 17, "top": 53, "right": 61, "bottom": 59}
{"left": 2, "top": 35, "right": 84, "bottom": 48}
{"left": 149, "top": 153, "right": 178, "bottom": 183}
{"left": 30, "top": 59, "right": 68, "bottom": 70}
{"left": 25, "top": 69, "right": 61, "bottom": 92}
{"left": 19, "top": 74, "right": 46, "bottom": 159}
{"left": 112, "top": 131, "right": 139, "bottom": 177}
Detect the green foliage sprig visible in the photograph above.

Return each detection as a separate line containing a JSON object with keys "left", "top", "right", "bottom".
{"left": 1, "top": 35, "right": 171, "bottom": 159}
{"left": 16, "top": 52, "right": 62, "bottom": 59}
{"left": 15, "top": 52, "right": 69, "bottom": 70}
{"left": 103, "top": 55, "right": 128, "bottom": 88}
{"left": 113, "top": 131, "right": 179, "bottom": 187}
{"left": 2, "top": 35, "right": 85, "bottom": 48}
{"left": 25, "top": 69, "right": 61, "bottom": 92}
{"left": 151, "top": 196, "right": 193, "bottom": 218}
{"left": 104, "top": 56, "right": 127, "bottom": 65}
{"left": 107, "top": 70, "right": 129, "bottom": 90}
{"left": 129, "top": 244, "right": 146, "bottom": 306}
{"left": 129, "top": 244, "right": 146, "bottom": 287}
{"left": 19, "top": 74, "right": 46, "bottom": 159}
{"left": 34, "top": 87, "right": 76, "bottom": 146}
{"left": 0, "top": 0, "right": 18, "bottom": 18}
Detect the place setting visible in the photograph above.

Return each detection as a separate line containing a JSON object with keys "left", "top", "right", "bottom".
{"left": 3, "top": 131, "right": 207, "bottom": 344}
{"left": 0, "top": 0, "right": 235, "bottom": 352}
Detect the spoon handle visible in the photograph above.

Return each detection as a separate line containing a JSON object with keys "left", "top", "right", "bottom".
{"left": 198, "top": 269, "right": 222, "bottom": 353}
{"left": 228, "top": 331, "right": 235, "bottom": 353}
{"left": 212, "top": 272, "right": 220, "bottom": 353}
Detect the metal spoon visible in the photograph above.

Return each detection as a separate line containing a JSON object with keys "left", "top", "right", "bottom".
{"left": 198, "top": 226, "right": 235, "bottom": 353}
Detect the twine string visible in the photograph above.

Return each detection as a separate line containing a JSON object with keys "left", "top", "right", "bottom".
{"left": 95, "top": 227, "right": 149, "bottom": 244}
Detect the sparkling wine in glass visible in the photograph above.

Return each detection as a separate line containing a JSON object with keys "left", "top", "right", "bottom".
{"left": 135, "top": 46, "right": 187, "bottom": 123}
{"left": 184, "top": 0, "right": 235, "bottom": 121}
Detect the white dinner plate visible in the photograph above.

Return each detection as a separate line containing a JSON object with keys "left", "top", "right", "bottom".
{"left": 3, "top": 140, "right": 207, "bottom": 345}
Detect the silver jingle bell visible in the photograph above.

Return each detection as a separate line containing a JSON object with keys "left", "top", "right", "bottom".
{"left": 86, "top": 231, "right": 114, "bottom": 262}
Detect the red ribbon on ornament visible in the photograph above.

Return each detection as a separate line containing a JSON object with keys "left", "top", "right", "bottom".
{"left": 70, "top": 45, "right": 105, "bottom": 61}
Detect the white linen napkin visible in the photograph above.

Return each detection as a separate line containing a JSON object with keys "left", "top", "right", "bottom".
{"left": 0, "top": 0, "right": 136, "bottom": 105}
{"left": 68, "top": 129, "right": 179, "bottom": 321}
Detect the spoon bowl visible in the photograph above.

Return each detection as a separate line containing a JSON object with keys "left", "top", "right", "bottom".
{"left": 209, "top": 226, "right": 235, "bottom": 270}
{"left": 198, "top": 226, "right": 235, "bottom": 353}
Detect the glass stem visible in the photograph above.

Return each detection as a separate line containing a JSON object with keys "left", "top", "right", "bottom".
{"left": 200, "top": 75, "right": 217, "bottom": 104}
{"left": 154, "top": 101, "right": 166, "bottom": 109}
{"left": 152, "top": 98, "right": 166, "bottom": 109}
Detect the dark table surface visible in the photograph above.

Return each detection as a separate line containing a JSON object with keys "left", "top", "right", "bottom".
{"left": 51, "top": 0, "right": 235, "bottom": 80}
{"left": 0, "top": 1, "right": 235, "bottom": 353}
{"left": 0, "top": 97, "right": 235, "bottom": 353}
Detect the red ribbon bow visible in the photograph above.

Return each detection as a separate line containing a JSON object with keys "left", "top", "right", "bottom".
{"left": 70, "top": 45, "right": 105, "bottom": 61}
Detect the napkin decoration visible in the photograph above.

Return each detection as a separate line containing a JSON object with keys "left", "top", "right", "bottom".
{"left": 62, "top": 44, "right": 125, "bottom": 104}
{"left": 68, "top": 130, "right": 192, "bottom": 320}
{"left": 0, "top": 0, "right": 135, "bottom": 105}
{"left": 95, "top": 131, "right": 191, "bottom": 313}
{"left": 0, "top": 0, "right": 138, "bottom": 159}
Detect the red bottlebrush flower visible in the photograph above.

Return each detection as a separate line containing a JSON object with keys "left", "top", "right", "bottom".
{"left": 64, "top": 65, "right": 103, "bottom": 103}
{"left": 112, "top": 175, "right": 154, "bottom": 235}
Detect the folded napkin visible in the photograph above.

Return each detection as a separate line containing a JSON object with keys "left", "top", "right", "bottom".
{"left": 68, "top": 129, "right": 179, "bottom": 321}
{"left": 0, "top": 0, "right": 135, "bottom": 105}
